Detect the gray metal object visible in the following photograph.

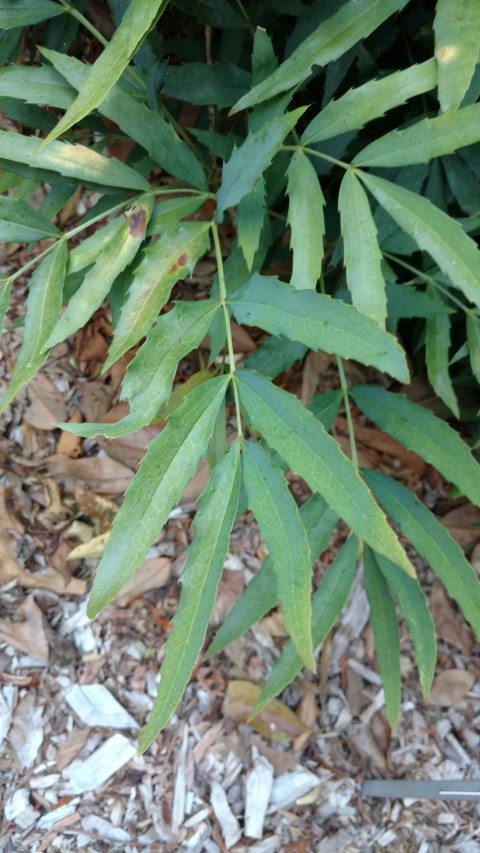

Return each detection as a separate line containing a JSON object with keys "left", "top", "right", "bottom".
{"left": 362, "top": 779, "right": 480, "bottom": 801}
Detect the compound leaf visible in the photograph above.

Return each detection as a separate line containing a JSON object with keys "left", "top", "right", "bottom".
{"left": 45, "top": 195, "right": 153, "bottom": 348}
{"left": 242, "top": 440, "right": 315, "bottom": 670}
{"left": 363, "top": 547, "right": 401, "bottom": 729}
{"left": 434, "top": 0, "right": 480, "bottom": 112}
{"left": 354, "top": 104, "right": 480, "bottom": 168}
{"left": 231, "top": 275, "right": 408, "bottom": 381}
{"left": 106, "top": 220, "right": 211, "bottom": 367}
{"left": 338, "top": 169, "right": 386, "bottom": 325}
{"left": 140, "top": 439, "right": 241, "bottom": 750}
{"left": 205, "top": 494, "right": 338, "bottom": 659}
{"left": 352, "top": 385, "right": 480, "bottom": 507}
{"left": 302, "top": 59, "right": 437, "bottom": 144}
{"left": 252, "top": 535, "right": 358, "bottom": 717}
{"left": 231, "top": 0, "right": 408, "bottom": 113}
{"left": 287, "top": 150, "right": 325, "bottom": 291}
{"left": 42, "top": 0, "right": 169, "bottom": 145}
{"left": 1, "top": 240, "right": 68, "bottom": 411}
{"left": 363, "top": 468, "right": 480, "bottom": 641}
{"left": 87, "top": 375, "right": 229, "bottom": 618}
{"left": 237, "top": 370, "right": 415, "bottom": 578}
{"left": 358, "top": 171, "right": 480, "bottom": 310}
{"left": 370, "top": 547, "right": 436, "bottom": 699}
{"left": 217, "top": 108, "right": 305, "bottom": 213}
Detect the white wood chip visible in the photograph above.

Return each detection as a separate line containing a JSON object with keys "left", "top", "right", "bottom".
{"left": 82, "top": 814, "right": 132, "bottom": 842}
{"left": 9, "top": 692, "right": 44, "bottom": 769}
{"left": 181, "top": 822, "right": 211, "bottom": 851}
{"left": 184, "top": 807, "right": 212, "bottom": 828}
{"left": 29, "top": 773, "right": 60, "bottom": 790}
{"left": 245, "top": 748, "right": 274, "bottom": 839}
{"left": 210, "top": 781, "right": 242, "bottom": 849}
{"left": 63, "top": 733, "right": 137, "bottom": 794}
{"left": 4, "top": 788, "right": 38, "bottom": 829}
{"left": 65, "top": 684, "right": 139, "bottom": 729}
{"left": 267, "top": 769, "right": 320, "bottom": 812}
{"left": 36, "top": 801, "right": 79, "bottom": 830}
{"left": 0, "top": 686, "right": 14, "bottom": 747}
{"left": 172, "top": 724, "right": 189, "bottom": 835}
{"left": 249, "top": 836, "right": 281, "bottom": 853}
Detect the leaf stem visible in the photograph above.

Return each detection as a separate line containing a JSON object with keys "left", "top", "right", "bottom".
{"left": 336, "top": 356, "right": 358, "bottom": 467}
{"left": 283, "top": 145, "right": 349, "bottom": 170}
{"left": 211, "top": 221, "right": 243, "bottom": 437}
{"left": 383, "top": 251, "right": 478, "bottom": 317}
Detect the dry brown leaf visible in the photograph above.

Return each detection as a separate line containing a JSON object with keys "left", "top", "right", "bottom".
{"left": 56, "top": 411, "right": 83, "bottom": 458}
{"left": 429, "top": 669, "right": 475, "bottom": 706}
{"left": 67, "top": 532, "right": 110, "bottom": 561}
{"left": 0, "top": 595, "right": 49, "bottom": 662}
{"left": 79, "top": 381, "right": 113, "bottom": 422}
{"left": 24, "top": 373, "right": 67, "bottom": 430}
{"left": 336, "top": 416, "right": 425, "bottom": 477}
{"left": 441, "top": 504, "right": 480, "bottom": 549}
{"left": 300, "top": 351, "right": 333, "bottom": 404}
{"left": 115, "top": 557, "right": 171, "bottom": 606}
{"left": 429, "top": 580, "right": 474, "bottom": 655}
{"left": 74, "top": 311, "right": 111, "bottom": 366}
{"left": 74, "top": 487, "right": 117, "bottom": 532}
{"left": 46, "top": 455, "right": 133, "bottom": 494}
{"left": 230, "top": 321, "right": 256, "bottom": 353}
{"left": 212, "top": 569, "right": 245, "bottom": 626}
{"left": 224, "top": 680, "right": 311, "bottom": 744}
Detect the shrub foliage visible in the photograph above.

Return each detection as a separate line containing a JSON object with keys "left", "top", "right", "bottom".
{"left": 1, "top": 0, "right": 480, "bottom": 749}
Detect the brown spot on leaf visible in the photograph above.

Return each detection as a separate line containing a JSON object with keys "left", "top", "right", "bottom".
{"left": 168, "top": 253, "right": 189, "bottom": 275}
{"left": 129, "top": 208, "right": 146, "bottom": 238}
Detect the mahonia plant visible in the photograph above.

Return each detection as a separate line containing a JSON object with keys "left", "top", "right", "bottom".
{"left": 1, "top": 0, "right": 480, "bottom": 751}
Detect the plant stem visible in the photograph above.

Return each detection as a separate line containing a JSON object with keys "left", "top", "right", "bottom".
{"left": 211, "top": 221, "right": 243, "bottom": 437}
{"left": 383, "top": 251, "right": 478, "bottom": 316}
{"left": 283, "top": 144, "right": 349, "bottom": 170}
{"left": 336, "top": 356, "right": 358, "bottom": 467}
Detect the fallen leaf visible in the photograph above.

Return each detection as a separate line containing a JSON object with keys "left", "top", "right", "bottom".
{"left": 46, "top": 455, "right": 133, "bottom": 494}
{"left": 300, "top": 351, "right": 333, "bottom": 404}
{"left": 74, "top": 311, "right": 111, "bottom": 367}
{"left": 429, "top": 669, "right": 475, "bottom": 706}
{"left": 0, "top": 595, "right": 49, "bottom": 662}
{"left": 79, "top": 381, "right": 113, "bottom": 422}
{"left": 231, "top": 321, "right": 256, "bottom": 353}
{"left": 429, "top": 580, "right": 474, "bottom": 654}
{"left": 24, "top": 372, "right": 67, "bottom": 429}
{"left": 67, "top": 532, "right": 110, "bottom": 561}
{"left": 441, "top": 504, "right": 480, "bottom": 549}
{"left": 115, "top": 557, "right": 171, "bottom": 606}
{"left": 336, "top": 416, "right": 425, "bottom": 477}
{"left": 57, "top": 411, "right": 84, "bottom": 458}
{"left": 224, "top": 680, "right": 311, "bottom": 744}
{"left": 9, "top": 691, "right": 44, "bottom": 769}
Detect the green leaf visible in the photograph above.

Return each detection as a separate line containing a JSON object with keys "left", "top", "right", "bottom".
{"left": 162, "top": 62, "right": 251, "bottom": 107}
{"left": 44, "top": 195, "right": 153, "bottom": 349}
{"left": 302, "top": 59, "right": 437, "bottom": 145}
{"left": 286, "top": 150, "right": 325, "bottom": 291}
{"left": 306, "top": 390, "right": 343, "bottom": 431}
{"left": 434, "top": 0, "right": 480, "bottom": 112}
{"left": 104, "top": 220, "right": 211, "bottom": 368}
{"left": 62, "top": 301, "right": 220, "bottom": 438}
{"left": 68, "top": 217, "right": 126, "bottom": 274}
{"left": 41, "top": 49, "right": 207, "bottom": 190}
{"left": 42, "top": 0, "right": 169, "bottom": 146}
{"left": 386, "top": 282, "right": 453, "bottom": 321}
{"left": 205, "top": 494, "right": 338, "bottom": 659}
{"left": 0, "top": 0, "right": 63, "bottom": 27}
{"left": 338, "top": 170, "right": 386, "bottom": 325}
{"left": 352, "top": 385, "right": 480, "bottom": 507}
{"left": 363, "top": 547, "right": 401, "bottom": 729}
{"left": 87, "top": 375, "right": 229, "bottom": 617}
{"left": 0, "top": 195, "right": 61, "bottom": 243}
{"left": 251, "top": 535, "right": 358, "bottom": 717}
{"left": 369, "top": 547, "right": 436, "bottom": 699}
{"left": 467, "top": 314, "right": 480, "bottom": 383}
{"left": 363, "top": 468, "right": 480, "bottom": 641}
{"left": 231, "top": 275, "right": 408, "bottom": 382}
{"left": 425, "top": 289, "right": 459, "bottom": 417}
{"left": 244, "top": 337, "right": 307, "bottom": 380}
{"left": 0, "top": 64, "right": 75, "bottom": 109}
{"left": 443, "top": 154, "right": 480, "bottom": 215}
{"left": 148, "top": 195, "right": 208, "bottom": 236}
{"left": 0, "top": 130, "right": 150, "bottom": 192}
{"left": 237, "top": 370, "right": 415, "bottom": 578}
{"left": 358, "top": 171, "right": 480, "bottom": 310}
{"left": 242, "top": 441, "right": 315, "bottom": 670}
{"left": 140, "top": 439, "right": 241, "bottom": 750}
{"left": 0, "top": 280, "right": 11, "bottom": 333}
{"left": 354, "top": 105, "right": 480, "bottom": 168}
{"left": 217, "top": 108, "right": 305, "bottom": 213}
{"left": 231, "top": 0, "right": 408, "bottom": 113}
{"left": 237, "top": 178, "right": 265, "bottom": 270}
{"left": 1, "top": 241, "right": 68, "bottom": 411}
